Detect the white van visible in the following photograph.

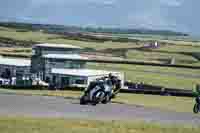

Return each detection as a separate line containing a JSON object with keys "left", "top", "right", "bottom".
{"left": 0, "top": 78, "right": 10, "bottom": 86}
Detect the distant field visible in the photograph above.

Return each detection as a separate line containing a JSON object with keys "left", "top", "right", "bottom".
{"left": 125, "top": 43, "right": 200, "bottom": 66}
{"left": 0, "top": 117, "right": 199, "bottom": 133}
{"left": 126, "top": 49, "right": 199, "bottom": 65}
{"left": 0, "top": 26, "right": 139, "bottom": 50}
{"left": 0, "top": 47, "right": 32, "bottom": 57}
{"left": 1, "top": 26, "right": 200, "bottom": 65}
{"left": 115, "top": 33, "right": 200, "bottom": 45}
{"left": 88, "top": 63, "right": 200, "bottom": 89}
{"left": 0, "top": 25, "right": 200, "bottom": 89}
{"left": 0, "top": 26, "right": 56, "bottom": 42}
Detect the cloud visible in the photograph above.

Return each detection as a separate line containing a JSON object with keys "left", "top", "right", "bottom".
{"left": 29, "top": 0, "right": 117, "bottom": 7}
{"left": 0, "top": 0, "right": 198, "bottom": 35}
{"left": 87, "top": 0, "right": 117, "bottom": 6}
{"left": 78, "top": 0, "right": 117, "bottom": 6}
{"left": 126, "top": 11, "right": 177, "bottom": 30}
{"left": 160, "top": 0, "right": 183, "bottom": 7}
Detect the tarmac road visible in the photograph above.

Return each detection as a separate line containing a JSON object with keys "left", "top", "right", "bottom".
{"left": 0, "top": 93, "right": 200, "bottom": 125}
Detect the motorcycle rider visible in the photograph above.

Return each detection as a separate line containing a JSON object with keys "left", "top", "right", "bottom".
{"left": 84, "top": 73, "right": 120, "bottom": 96}
{"left": 108, "top": 73, "right": 121, "bottom": 95}
{"left": 193, "top": 84, "right": 200, "bottom": 105}
{"left": 108, "top": 73, "right": 117, "bottom": 85}
{"left": 84, "top": 73, "right": 118, "bottom": 96}
{"left": 80, "top": 73, "right": 122, "bottom": 105}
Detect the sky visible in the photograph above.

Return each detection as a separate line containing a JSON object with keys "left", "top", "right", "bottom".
{"left": 0, "top": 0, "right": 199, "bottom": 35}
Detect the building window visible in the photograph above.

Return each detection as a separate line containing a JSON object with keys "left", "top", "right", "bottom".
{"left": 75, "top": 79, "right": 85, "bottom": 85}
{"left": 64, "top": 61, "right": 84, "bottom": 69}
{"left": 32, "top": 49, "right": 35, "bottom": 55}
{"left": 16, "top": 70, "right": 24, "bottom": 76}
{"left": 52, "top": 76, "right": 56, "bottom": 85}
{"left": 16, "top": 73, "right": 23, "bottom": 78}
{"left": 45, "top": 77, "right": 50, "bottom": 83}
{"left": 1, "top": 68, "right": 11, "bottom": 79}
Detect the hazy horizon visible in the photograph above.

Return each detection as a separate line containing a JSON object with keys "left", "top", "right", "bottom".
{"left": 0, "top": 0, "right": 199, "bottom": 35}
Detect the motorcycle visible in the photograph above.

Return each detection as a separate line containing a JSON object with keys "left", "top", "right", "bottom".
{"left": 80, "top": 75, "right": 121, "bottom": 105}
{"left": 193, "top": 97, "right": 200, "bottom": 114}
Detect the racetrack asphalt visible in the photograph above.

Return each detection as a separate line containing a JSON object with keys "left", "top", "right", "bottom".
{"left": 0, "top": 93, "right": 200, "bottom": 125}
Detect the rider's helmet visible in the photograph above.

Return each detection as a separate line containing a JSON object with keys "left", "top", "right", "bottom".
{"left": 108, "top": 73, "right": 113, "bottom": 78}
{"left": 195, "top": 84, "right": 200, "bottom": 95}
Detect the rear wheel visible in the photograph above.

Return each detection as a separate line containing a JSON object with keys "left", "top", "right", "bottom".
{"left": 91, "top": 101, "right": 98, "bottom": 106}
{"left": 193, "top": 103, "right": 199, "bottom": 114}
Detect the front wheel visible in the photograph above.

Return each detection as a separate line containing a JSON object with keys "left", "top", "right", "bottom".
{"left": 102, "top": 94, "right": 111, "bottom": 104}
{"left": 80, "top": 96, "right": 87, "bottom": 105}
{"left": 193, "top": 103, "right": 199, "bottom": 114}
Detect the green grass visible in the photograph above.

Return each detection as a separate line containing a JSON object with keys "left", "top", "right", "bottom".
{"left": 44, "top": 39, "right": 139, "bottom": 50}
{"left": 0, "top": 25, "right": 200, "bottom": 65}
{"left": 88, "top": 63, "right": 200, "bottom": 89}
{"left": 0, "top": 26, "right": 139, "bottom": 50}
{"left": 117, "top": 33, "right": 200, "bottom": 45}
{"left": 155, "top": 45, "right": 200, "bottom": 53}
{"left": 0, "top": 47, "right": 32, "bottom": 57}
{"left": 0, "top": 26, "right": 56, "bottom": 42}
{"left": 127, "top": 49, "right": 198, "bottom": 65}
{"left": 115, "top": 93, "right": 194, "bottom": 113}
{"left": 126, "top": 44, "right": 200, "bottom": 66}
{"left": 0, "top": 89, "right": 195, "bottom": 113}
{"left": 1, "top": 25, "right": 200, "bottom": 89}
{"left": 0, "top": 117, "right": 199, "bottom": 133}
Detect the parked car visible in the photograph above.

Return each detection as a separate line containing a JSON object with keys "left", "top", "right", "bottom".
{"left": 0, "top": 78, "right": 10, "bottom": 86}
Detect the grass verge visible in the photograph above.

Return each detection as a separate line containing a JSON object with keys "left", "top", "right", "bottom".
{"left": 0, "top": 117, "right": 199, "bottom": 133}
{"left": 88, "top": 63, "right": 200, "bottom": 90}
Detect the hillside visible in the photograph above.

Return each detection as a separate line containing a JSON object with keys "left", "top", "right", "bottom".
{"left": 0, "top": 22, "right": 200, "bottom": 89}
{"left": 0, "top": 22, "right": 189, "bottom": 36}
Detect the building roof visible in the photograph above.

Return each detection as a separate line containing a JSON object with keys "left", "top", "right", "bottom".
{"left": 43, "top": 54, "right": 88, "bottom": 60}
{"left": 34, "top": 43, "right": 82, "bottom": 49}
{"left": 51, "top": 68, "right": 120, "bottom": 77}
{"left": 0, "top": 57, "right": 31, "bottom": 67}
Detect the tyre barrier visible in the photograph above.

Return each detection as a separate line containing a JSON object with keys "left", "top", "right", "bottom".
{"left": 121, "top": 88, "right": 194, "bottom": 97}
{"left": 0, "top": 83, "right": 195, "bottom": 97}
{"left": 122, "top": 83, "right": 195, "bottom": 97}
{"left": 164, "top": 88, "right": 194, "bottom": 97}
